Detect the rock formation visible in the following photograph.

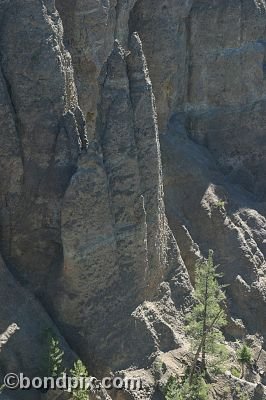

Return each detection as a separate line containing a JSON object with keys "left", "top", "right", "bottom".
{"left": 131, "top": 0, "right": 266, "bottom": 197}
{"left": 52, "top": 34, "right": 191, "bottom": 373}
{"left": 0, "top": 0, "right": 266, "bottom": 399}
{"left": 130, "top": 0, "right": 266, "bottom": 336}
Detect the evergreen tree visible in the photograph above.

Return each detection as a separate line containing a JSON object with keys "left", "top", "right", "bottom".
{"left": 186, "top": 250, "right": 228, "bottom": 383}
{"left": 165, "top": 375, "right": 209, "bottom": 400}
{"left": 237, "top": 344, "right": 252, "bottom": 379}
{"left": 70, "top": 359, "right": 89, "bottom": 400}
{"left": 46, "top": 332, "right": 64, "bottom": 378}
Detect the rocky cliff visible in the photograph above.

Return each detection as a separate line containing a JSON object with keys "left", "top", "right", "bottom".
{"left": 0, "top": 1, "right": 266, "bottom": 399}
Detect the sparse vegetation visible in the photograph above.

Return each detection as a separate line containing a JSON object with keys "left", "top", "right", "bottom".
{"left": 44, "top": 331, "right": 90, "bottom": 399}
{"left": 165, "top": 251, "right": 232, "bottom": 399}
{"left": 214, "top": 199, "right": 226, "bottom": 211}
{"left": 233, "top": 384, "right": 250, "bottom": 400}
{"left": 230, "top": 366, "right": 241, "bottom": 378}
{"left": 42, "top": 330, "right": 89, "bottom": 399}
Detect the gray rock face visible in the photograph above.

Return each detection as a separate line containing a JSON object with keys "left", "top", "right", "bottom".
{"left": 0, "top": 254, "right": 75, "bottom": 400}
{"left": 0, "top": 0, "right": 86, "bottom": 293}
{"left": 52, "top": 35, "right": 190, "bottom": 372}
{"left": 0, "top": 0, "right": 266, "bottom": 399}
{"left": 129, "top": 0, "right": 193, "bottom": 133}
{"left": 130, "top": 0, "right": 266, "bottom": 337}
{"left": 0, "top": 0, "right": 191, "bottom": 385}
{"left": 55, "top": 0, "right": 137, "bottom": 140}
{"left": 130, "top": 0, "right": 266, "bottom": 197}
{"left": 55, "top": 0, "right": 117, "bottom": 140}
{"left": 161, "top": 119, "right": 266, "bottom": 336}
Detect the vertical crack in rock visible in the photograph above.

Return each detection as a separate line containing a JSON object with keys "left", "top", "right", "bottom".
{"left": 127, "top": 33, "right": 163, "bottom": 280}
{"left": 55, "top": 0, "right": 138, "bottom": 141}
{"left": 115, "top": 0, "right": 137, "bottom": 47}
{"left": 0, "top": 62, "right": 25, "bottom": 169}
{"left": 129, "top": 0, "right": 194, "bottom": 132}
{"left": 0, "top": 63, "right": 23, "bottom": 260}
{"left": 55, "top": 0, "right": 117, "bottom": 140}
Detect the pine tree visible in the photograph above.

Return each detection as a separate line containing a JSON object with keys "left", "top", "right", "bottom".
{"left": 165, "top": 375, "right": 209, "bottom": 400}
{"left": 237, "top": 344, "right": 252, "bottom": 379}
{"left": 70, "top": 359, "right": 89, "bottom": 400}
{"left": 44, "top": 330, "right": 64, "bottom": 378}
{"left": 186, "top": 250, "right": 228, "bottom": 383}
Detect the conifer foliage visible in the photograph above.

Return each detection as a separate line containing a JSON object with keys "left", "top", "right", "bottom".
{"left": 237, "top": 344, "right": 252, "bottom": 379}
{"left": 186, "top": 250, "right": 228, "bottom": 382}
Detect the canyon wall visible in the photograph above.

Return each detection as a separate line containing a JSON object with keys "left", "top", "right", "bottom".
{"left": 0, "top": 1, "right": 266, "bottom": 399}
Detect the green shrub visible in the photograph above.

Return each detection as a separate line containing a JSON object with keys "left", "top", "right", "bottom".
{"left": 215, "top": 200, "right": 226, "bottom": 211}
{"left": 237, "top": 344, "right": 252, "bottom": 379}
{"left": 237, "top": 344, "right": 252, "bottom": 365}
{"left": 231, "top": 366, "right": 241, "bottom": 378}
{"left": 165, "top": 375, "right": 209, "bottom": 400}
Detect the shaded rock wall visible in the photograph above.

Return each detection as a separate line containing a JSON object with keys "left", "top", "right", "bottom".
{"left": 0, "top": 254, "right": 76, "bottom": 400}
{"left": 130, "top": 0, "right": 266, "bottom": 336}
{"left": 130, "top": 0, "right": 266, "bottom": 197}
{"left": 161, "top": 119, "right": 266, "bottom": 336}
{"left": 0, "top": 1, "right": 266, "bottom": 399}
{"left": 0, "top": 0, "right": 86, "bottom": 293}
{"left": 52, "top": 35, "right": 190, "bottom": 372}
{"left": 0, "top": 0, "right": 192, "bottom": 385}
{"left": 55, "top": 0, "right": 137, "bottom": 140}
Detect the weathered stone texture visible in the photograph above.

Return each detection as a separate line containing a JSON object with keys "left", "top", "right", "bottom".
{"left": 0, "top": 0, "right": 85, "bottom": 292}
{"left": 0, "top": 254, "right": 75, "bottom": 400}
{"left": 55, "top": 0, "right": 137, "bottom": 140}
{"left": 0, "top": 1, "right": 266, "bottom": 399}
{"left": 53, "top": 36, "right": 190, "bottom": 372}
{"left": 129, "top": 0, "right": 266, "bottom": 338}
{"left": 130, "top": 0, "right": 266, "bottom": 197}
